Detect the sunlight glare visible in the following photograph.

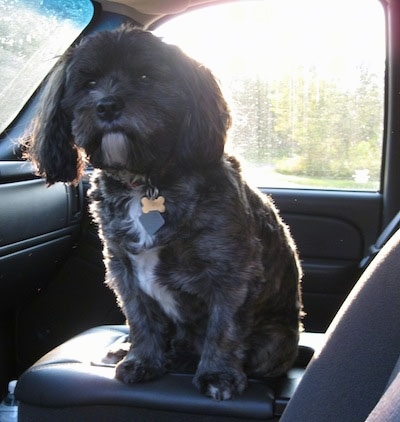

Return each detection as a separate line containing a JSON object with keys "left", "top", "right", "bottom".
{"left": 154, "top": 0, "right": 385, "bottom": 87}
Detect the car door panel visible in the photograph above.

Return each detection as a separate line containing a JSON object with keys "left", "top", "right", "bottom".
{"left": 0, "top": 162, "right": 82, "bottom": 310}
{"left": 269, "top": 189, "right": 381, "bottom": 331}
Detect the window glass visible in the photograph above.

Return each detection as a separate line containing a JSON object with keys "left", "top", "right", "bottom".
{"left": 0, "top": 0, "right": 94, "bottom": 133}
{"left": 155, "top": 0, "right": 385, "bottom": 190}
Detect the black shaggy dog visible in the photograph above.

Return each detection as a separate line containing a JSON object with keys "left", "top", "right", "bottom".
{"left": 26, "top": 26, "right": 303, "bottom": 400}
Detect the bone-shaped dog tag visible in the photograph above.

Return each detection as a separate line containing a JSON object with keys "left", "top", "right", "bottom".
{"left": 139, "top": 211, "right": 165, "bottom": 235}
{"left": 140, "top": 194, "right": 166, "bottom": 235}
{"left": 141, "top": 196, "right": 166, "bottom": 214}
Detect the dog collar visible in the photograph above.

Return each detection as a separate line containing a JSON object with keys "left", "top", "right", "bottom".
{"left": 104, "top": 170, "right": 146, "bottom": 188}
{"left": 126, "top": 180, "right": 143, "bottom": 189}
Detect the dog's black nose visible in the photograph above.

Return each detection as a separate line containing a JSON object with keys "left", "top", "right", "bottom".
{"left": 96, "top": 96, "right": 124, "bottom": 121}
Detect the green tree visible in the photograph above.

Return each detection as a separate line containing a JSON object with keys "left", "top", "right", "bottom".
{"left": 270, "top": 66, "right": 383, "bottom": 181}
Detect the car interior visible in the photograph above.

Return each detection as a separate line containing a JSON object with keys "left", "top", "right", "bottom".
{"left": 1, "top": 0, "right": 400, "bottom": 420}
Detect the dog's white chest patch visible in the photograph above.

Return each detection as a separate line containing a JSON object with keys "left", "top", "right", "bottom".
{"left": 131, "top": 248, "right": 180, "bottom": 322}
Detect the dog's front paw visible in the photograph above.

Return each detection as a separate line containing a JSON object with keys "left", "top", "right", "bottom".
{"left": 102, "top": 343, "right": 130, "bottom": 365}
{"left": 193, "top": 370, "right": 248, "bottom": 400}
{"left": 115, "top": 357, "right": 164, "bottom": 384}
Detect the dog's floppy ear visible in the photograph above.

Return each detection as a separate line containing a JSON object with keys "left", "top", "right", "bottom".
{"left": 25, "top": 55, "right": 84, "bottom": 185}
{"left": 172, "top": 47, "right": 231, "bottom": 168}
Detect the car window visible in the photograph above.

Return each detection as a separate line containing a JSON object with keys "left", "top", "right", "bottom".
{"left": 155, "top": 0, "right": 385, "bottom": 190}
{"left": 0, "top": 0, "right": 93, "bottom": 134}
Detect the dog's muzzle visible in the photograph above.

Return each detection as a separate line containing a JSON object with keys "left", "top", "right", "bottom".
{"left": 97, "top": 96, "right": 124, "bottom": 122}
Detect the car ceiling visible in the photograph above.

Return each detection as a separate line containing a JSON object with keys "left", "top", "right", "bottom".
{"left": 96, "top": 0, "right": 226, "bottom": 26}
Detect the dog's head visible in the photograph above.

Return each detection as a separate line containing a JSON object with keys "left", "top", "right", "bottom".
{"left": 26, "top": 26, "right": 231, "bottom": 184}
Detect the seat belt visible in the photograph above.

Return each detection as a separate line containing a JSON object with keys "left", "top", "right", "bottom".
{"left": 360, "top": 210, "right": 400, "bottom": 269}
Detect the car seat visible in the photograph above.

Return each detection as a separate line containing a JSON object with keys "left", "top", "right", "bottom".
{"left": 15, "top": 228, "right": 400, "bottom": 421}
{"left": 281, "top": 227, "right": 400, "bottom": 421}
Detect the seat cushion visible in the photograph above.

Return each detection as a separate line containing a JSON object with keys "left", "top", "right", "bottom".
{"left": 15, "top": 325, "right": 323, "bottom": 421}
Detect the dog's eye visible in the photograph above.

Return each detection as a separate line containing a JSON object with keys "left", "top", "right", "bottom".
{"left": 87, "top": 80, "right": 97, "bottom": 88}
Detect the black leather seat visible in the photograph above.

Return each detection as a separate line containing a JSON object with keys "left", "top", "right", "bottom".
{"left": 15, "top": 325, "right": 322, "bottom": 421}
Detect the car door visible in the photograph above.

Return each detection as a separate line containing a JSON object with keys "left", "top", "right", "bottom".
{"left": 0, "top": 159, "right": 83, "bottom": 310}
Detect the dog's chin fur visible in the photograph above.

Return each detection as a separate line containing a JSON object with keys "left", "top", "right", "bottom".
{"left": 101, "top": 132, "right": 130, "bottom": 168}
{"left": 25, "top": 25, "right": 303, "bottom": 400}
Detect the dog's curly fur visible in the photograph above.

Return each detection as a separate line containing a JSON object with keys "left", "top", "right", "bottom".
{"left": 25, "top": 25, "right": 303, "bottom": 400}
